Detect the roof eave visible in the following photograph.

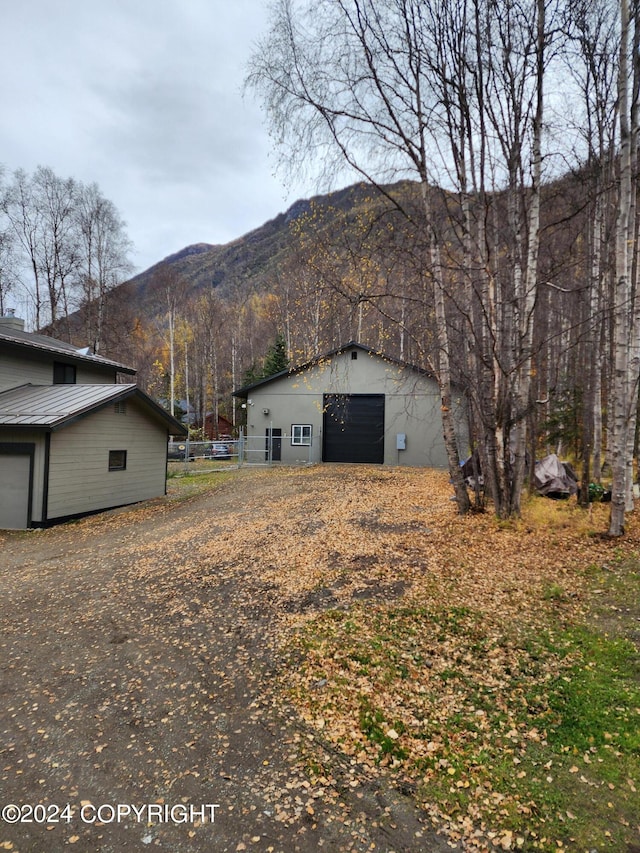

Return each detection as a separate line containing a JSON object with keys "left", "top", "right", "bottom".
{"left": 232, "top": 341, "right": 439, "bottom": 397}
{"left": 0, "top": 385, "right": 188, "bottom": 435}
{"left": 49, "top": 387, "right": 188, "bottom": 435}
{"left": 133, "top": 390, "right": 189, "bottom": 436}
{"left": 0, "top": 333, "right": 137, "bottom": 375}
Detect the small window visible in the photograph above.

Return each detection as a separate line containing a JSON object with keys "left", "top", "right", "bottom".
{"left": 53, "top": 362, "right": 76, "bottom": 384}
{"left": 291, "top": 425, "right": 312, "bottom": 446}
{"left": 114, "top": 401, "right": 127, "bottom": 415}
{"left": 351, "top": 351, "right": 358, "bottom": 360}
{"left": 108, "top": 450, "right": 127, "bottom": 471}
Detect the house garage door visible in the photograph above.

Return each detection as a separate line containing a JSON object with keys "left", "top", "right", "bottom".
{"left": 0, "top": 447, "right": 33, "bottom": 529}
{"left": 322, "top": 394, "right": 385, "bottom": 464}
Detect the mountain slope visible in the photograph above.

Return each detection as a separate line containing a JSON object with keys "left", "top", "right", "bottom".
{"left": 111, "top": 181, "right": 409, "bottom": 321}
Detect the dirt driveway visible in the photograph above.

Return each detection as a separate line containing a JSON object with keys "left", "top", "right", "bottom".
{"left": 0, "top": 467, "right": 454, "bottom": 853}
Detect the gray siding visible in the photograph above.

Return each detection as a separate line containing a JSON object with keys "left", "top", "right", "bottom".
{"left": 0, "top": 350, "right": 117, "bottom": 391}
{"left": 47, "top": 402, "right": 168, "bottom": 520}
{"left": 243, "top": 347, "right": 468, "bottom": 467}
{"left": 74, "top": 365, "right": 118, "bottom": 384}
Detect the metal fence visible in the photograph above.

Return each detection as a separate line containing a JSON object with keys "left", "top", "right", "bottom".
{"left": 167, "top": 438, "right": 239, "bottom": 465}
{"left": 239, "top": 427, "right": 317, "bottom": 465}
{"left": 168, "top": 427, "right": 316, "bottom": 469}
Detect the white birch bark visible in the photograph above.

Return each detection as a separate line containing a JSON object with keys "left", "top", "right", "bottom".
{"left": 609, "top": 0, "right": 632, "bottom": 536}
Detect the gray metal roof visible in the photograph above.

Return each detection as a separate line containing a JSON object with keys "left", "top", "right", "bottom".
{"left": 0, "top": 326, "right": 136, "bottom": 375}
{"left": 0, "top": 384, "right": 187, "bottom": 434}
{"left": 0, "top": 384, "right": 135, "bottom": 427}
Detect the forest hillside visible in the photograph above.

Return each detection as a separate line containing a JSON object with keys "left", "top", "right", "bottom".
{"left": 53, "top": 168, "right": 612, "bottom": 524}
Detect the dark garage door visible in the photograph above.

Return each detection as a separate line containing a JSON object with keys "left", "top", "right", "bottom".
{"left": 322, "top": 394, "right": 385, "bottom": 464}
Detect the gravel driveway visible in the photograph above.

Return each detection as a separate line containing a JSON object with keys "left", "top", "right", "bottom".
{"left": 0, "top": 467, "right": 454, "bottom": 853}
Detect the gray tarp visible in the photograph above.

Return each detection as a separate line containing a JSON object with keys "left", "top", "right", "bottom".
{"left": 534, "top": 453, "right": 578, "bottom": 498}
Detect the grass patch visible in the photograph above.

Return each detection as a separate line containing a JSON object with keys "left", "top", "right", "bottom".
{"left": 289, "top": 586, "right": 640, "bottom": 849}
{"left": 546, "top": 627, "right": 640, "bottom": 753}
{"left": 520, "top": 495, "right": 611, "bottom": 537}
{"left": 165, "top": 469, "right": 235, "bottom": 501}
{"left": 359, "top": 700, "right": 408, "bottom": 760}
{"left": 542, "top": 582, "right": 567, "bottom": 602}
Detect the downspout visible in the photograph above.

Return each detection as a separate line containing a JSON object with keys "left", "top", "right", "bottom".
{"left": 41, "top": 432, "right": 51, "bottom": 524}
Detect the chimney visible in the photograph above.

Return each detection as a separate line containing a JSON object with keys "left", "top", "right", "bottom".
{"left": 0, "top": 309, "right": 26, "bottom": 333}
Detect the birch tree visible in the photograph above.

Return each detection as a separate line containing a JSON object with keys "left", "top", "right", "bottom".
{"left": 248, "top": 0, "right": 557, "bottom": 517}
{"left": 1, "top": 167, "right": 132, "bottom": 336}
{"left": 608, "top": 0, "right": 640, "bottom": 535}
{"left": 75, "top": 182, "right": 133, "bottom": 352}
{"left": 562, "top": 0, "right": 619, "bottom": 500}
{"left": 0, "top": 228, "right": 16, "bottom": 316}
{"left": 148, "top": 267, "right": 189, "bottom": 417}
{"left": 31, "top": 166, "right": 80, "bottom": 331}
{"left": 0, "top": 171, "right": 18, "bottom": 315}
{"left": 1, "top": 169, "right": 46, "bottom": 328}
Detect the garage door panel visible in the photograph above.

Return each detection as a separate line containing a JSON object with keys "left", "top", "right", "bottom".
{"left": 0, "top": 454, "right": 32, "bottom": 529}
{"left": 322, "top": 394, "right": 384, "bottom": 464}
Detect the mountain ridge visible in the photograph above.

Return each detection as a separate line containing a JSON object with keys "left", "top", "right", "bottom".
{"left": 112, "top": 181, "right": 398, "bottom": 322}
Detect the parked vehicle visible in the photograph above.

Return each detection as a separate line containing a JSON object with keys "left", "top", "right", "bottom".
{"left": 206, "top": 442, "right": 232, "bottom": 460}
{"left": 168, "top": 439, "right": 237, "bottom": 461}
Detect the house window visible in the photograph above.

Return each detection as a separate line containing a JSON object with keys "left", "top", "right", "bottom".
{"left": 291, "top": 424, "right": 312, "bottom": 446}
{"left": 114, "top": 401, "right": 127, "bottom": 415}
{"left": 351, "top": 351, "right": 358, "bottom": 360}
{"left": 108, "top": 450, "right": 127, "bottom": 471}
{"left": 53, "top": 362, "right": 76, "bottom": 384}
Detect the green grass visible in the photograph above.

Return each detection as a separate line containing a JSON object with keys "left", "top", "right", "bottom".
{"left": 398, "top": 621, "right": 640, "bottom": 849}
{"left": 165, "top": 468, "right": 235, "bottom": 499}
{"left": 359, "top": 700, "right": 408, "bottom": 760}
{"left": 290, "top": 564, "right": 640, "bottom": 851}
{"left": 545, "top": 627, "right": 640, "bottom": 753}
{"left": 494, "top": 627, "right": 638, "bottom": 847}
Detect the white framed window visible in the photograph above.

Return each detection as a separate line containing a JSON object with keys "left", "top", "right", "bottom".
{"left": 291, "top": 424, "right": 312, "bottom": 446}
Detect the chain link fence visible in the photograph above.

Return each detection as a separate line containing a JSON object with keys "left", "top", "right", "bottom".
{"left": 168, "top": 427, "right": 315, "bottom": 470}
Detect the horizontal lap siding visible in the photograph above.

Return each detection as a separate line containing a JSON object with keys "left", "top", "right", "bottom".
{"left": 47, "top": 404, "right": 167, "bottom": 520}
{"left": 0, "top": 355, "right": 53, "bottom": 391}
{"left": 76, "top": 366, "right": 119, "bottom": 383}
{"left": 0, "top": 352, "right": 117, "bottom": 391}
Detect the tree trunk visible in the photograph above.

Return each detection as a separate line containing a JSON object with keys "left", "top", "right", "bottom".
{"left": 424, "top": 185, "right": 469, "bottom": 514}
{"left": 609, "top": 0, "right": 633, "bottom": 536}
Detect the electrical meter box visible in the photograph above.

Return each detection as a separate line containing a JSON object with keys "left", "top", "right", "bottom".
{"left": 396, "top": 433, "right": 406, "bottom": 450}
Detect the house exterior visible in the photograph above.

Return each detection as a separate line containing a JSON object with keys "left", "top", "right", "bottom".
{"left": 0, "top": 313, "right": 187, "bottom": 529}
{"left": 233, "top": 342, "right": 468, "bottom": 467}
{"left": 203, "top": 412, "right": 234, "bottom": 440}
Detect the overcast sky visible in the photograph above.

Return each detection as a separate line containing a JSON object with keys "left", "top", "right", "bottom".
{"left": 0, "top": 0, "right": 314, "bottom": 274}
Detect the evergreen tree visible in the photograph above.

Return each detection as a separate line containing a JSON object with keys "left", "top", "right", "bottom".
{"left": 242, "top": 362, "right": 262, "bottom": 386}
{"left": 261, "top": 333, "right": 289, "bottom": 378}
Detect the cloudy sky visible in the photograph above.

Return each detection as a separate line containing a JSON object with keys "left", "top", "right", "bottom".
{"left": 0, "top": 0, "right": 314, "bottom": 274}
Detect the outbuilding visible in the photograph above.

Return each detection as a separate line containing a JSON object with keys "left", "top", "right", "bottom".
{"left": 233, "top": 342, "right": 468, "bottom": 467}
{"left": 0, "top": 313, "right": 186, "bottom": 529}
